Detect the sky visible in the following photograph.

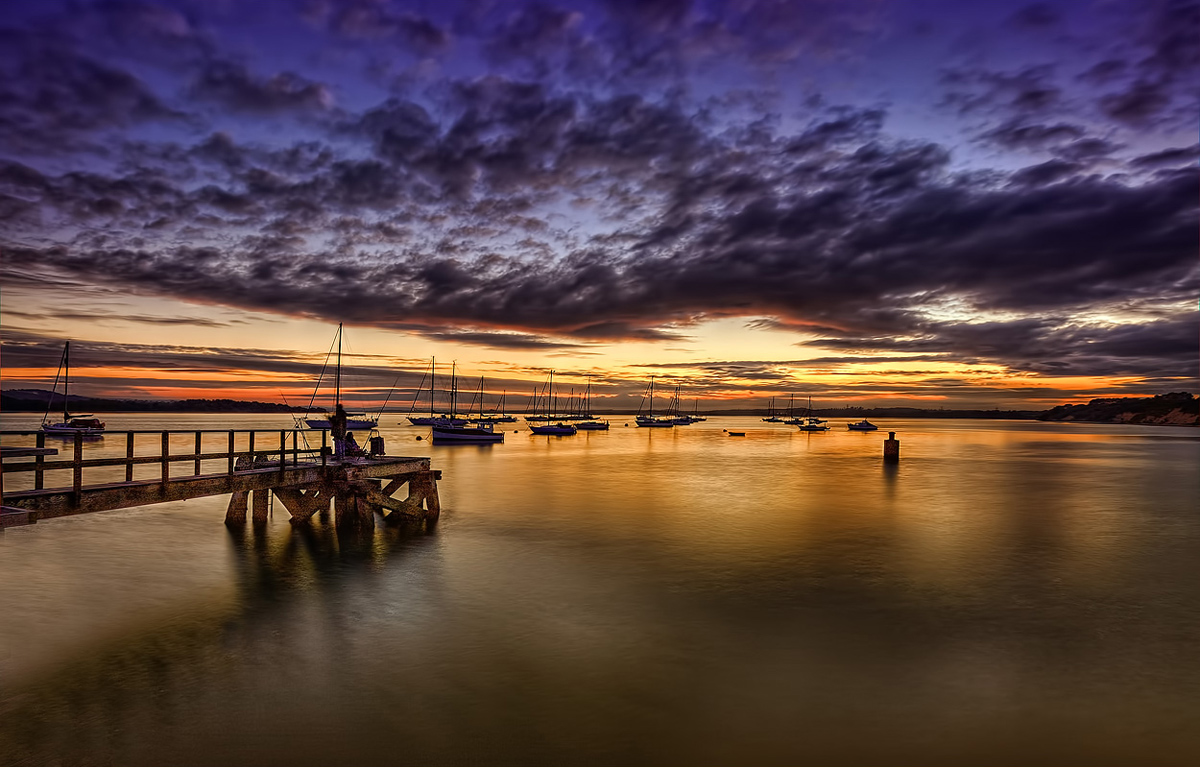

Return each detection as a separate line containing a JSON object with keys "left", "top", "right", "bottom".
{"left": 0, "top": 0, "right": 1196, "bottom": 412}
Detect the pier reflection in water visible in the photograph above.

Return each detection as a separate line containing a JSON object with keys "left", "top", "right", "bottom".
{"left": 1, "top": 415, "right": 1199, "bottom": 766}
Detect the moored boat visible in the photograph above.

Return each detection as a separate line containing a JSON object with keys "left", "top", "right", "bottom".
{"left": 635, "top": 376, "right": 676, "bottom": 427}
{"left": 528, "top": 371, "right": 578, "bottom": 435}
{"left": 796, "top": 396, "right": 831, "bottom": 432}
{"left": 299, "top": 324, "right": 379, "bottom": 431}
{"left": 529, "top": 423, "right": 578, "bottom": 435}
{"left": 847, "top": 419, "right": 879, "bottom": 431}
{"left": 41, "top": 341, "right": 106, "bottom": 436}
{"left": 432, "top": 422, "right": 504, "bottom": 443}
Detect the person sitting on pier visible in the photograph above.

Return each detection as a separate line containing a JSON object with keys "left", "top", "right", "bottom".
{"left": 343, "top": 430, "right": 366, "bottom": 458}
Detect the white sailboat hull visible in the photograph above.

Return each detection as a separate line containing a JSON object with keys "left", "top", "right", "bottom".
{"left": 305, "top": 418, "right": 377, "bottom": 430}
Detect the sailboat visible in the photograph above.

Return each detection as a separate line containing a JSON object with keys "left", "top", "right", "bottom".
{"left": 689, "top": 398, "right": 707, "bottom": 422}
{"left": 664, "top": 385, "right": 699, "bottom": 424}
{"left": 762, "top": 397, "right": 783, "bottom": 422}
{"left": 796, "top": 396, "right": 831, "bottom": 432}
{"left": 473, "top": 389, "right": 517, "bottom": 424}
{"left": 407, "top": 358, "right": 468, "bottom": 426}
{"left": 575, "top": 376, "right": 609, "bottom": 430}
{"left": 432, "top": 374, "right": 504, "bottom": 443}
{"left": 529, "top": 371, "right": 577, "bottom": 435}
{"left": 635, "top": 376, "right": 676, "bottom": 427}
{"left": 41, "top": 341, "right": 106, "bottom": 435}
{"left": 782, "top": 393, "right": 803, "bottom": 425}
{"left": 301, "top": 324, "right": 378, "bottom": 430}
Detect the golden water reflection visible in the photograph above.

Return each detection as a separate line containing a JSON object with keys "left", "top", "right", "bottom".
{"left": 1, "top": 415, "right": 1198, "bottom": 765}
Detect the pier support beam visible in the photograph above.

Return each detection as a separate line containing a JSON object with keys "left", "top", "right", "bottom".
{"left": 252, "top": 488, "right": 270, "bottom": 523}
{"left": 272, "top": 487, "right": 330, "bottom": 524}
{"left": 225, "top": 490, "right": 248, "bottom": 525}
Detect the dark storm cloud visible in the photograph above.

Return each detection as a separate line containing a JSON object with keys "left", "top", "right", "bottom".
{"left": 307, "top": 0, "right": 451, "bottom": 54}
{"left": 806, "top": 314, "right": 1199, "bottom": 379}
{"left": 1129, "top": 144, "right": 1200, "bottom": 168}
{"left": 0, "top": 30, "right": 187, "bottom": 154}
{"left": 401, "top": 329, "right": 591, "bottom": 351}
{"left": 6, "top": 109, "right": 1195, "bottom": 356}
{"left": 941, "top": 65, "right": 1063, "bottom": 118}
{"left": 977, "top": 120, "right": 1084, "bottom": 151}
{"left": 191, "top": 60, "right": 334, "bottom": 114}
{"left": 2, "top": 308, "right": 237, "bottom": 328}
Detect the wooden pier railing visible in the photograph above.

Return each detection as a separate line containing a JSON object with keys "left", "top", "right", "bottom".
{"left": 1, "top": 429, "right": 324, "bottom": 500}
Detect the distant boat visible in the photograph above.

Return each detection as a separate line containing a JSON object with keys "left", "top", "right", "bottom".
{"left": 847, "top": 419, "right": 879, "bottom": 431}
{"left": 41, "top": 341, "right": 106, "bottom": 435}
{"left": 406, "top": 358, "right": 468, "bottom": 427}
{"left": 724, "top": 430, "right": 745, "bottom": 437}
{"left": 574, "top": 376, "right": 609, "bottom": 430}
{"left": 300, "top": 324, "right": 378, "bottom": 431}
{"left": 762, "top": 397, "right": 782, "bottom": 422}
{"left": 473, "top": 389, "right": 517, "bottom": 424}
{"left": 782, "top": 393, "right": 803, "bottom": 425}
{"left": 635, "top": 376, "right": 675, "bottom": 427}
{"left": 528, "top": 371, "right": 578, "bottom": 435}
{"left": 796, "top": 396, "right": 831, "bottom": 432}
{"left": 663, "top": 385, "right": 697, "bottom": 424}
{"left": 434, "top": 375, "right": 504, "bottom": 443}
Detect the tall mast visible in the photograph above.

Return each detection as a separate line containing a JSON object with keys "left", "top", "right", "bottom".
{"left": 334, "top": 323, "right": 342, "bottom": 407}
{"left": 63, "top": 341, "right": 70, "bottom": 420}
{"left": 430, "top": 357, "right": 436, "bottom": 417}
{"left": 649, "top": 375, "right": 655, "bottom": 417}
{"left": 549, "top": 370, "right": 555, "bottom": 418}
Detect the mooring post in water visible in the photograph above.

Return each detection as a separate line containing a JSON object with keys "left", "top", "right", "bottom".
{"left": 884, "top": 431, "right": 900, "bottom": 462}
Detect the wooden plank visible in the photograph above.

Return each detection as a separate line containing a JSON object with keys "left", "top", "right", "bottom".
{"left": 0, "top": 446, "right": 59, "bottom": 458}
{"left": 126, "top": 432, "right": 134, "bottom": 482}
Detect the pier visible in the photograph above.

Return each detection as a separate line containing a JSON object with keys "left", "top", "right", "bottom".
{"left": 0, "top": 430, "right": 440, "bottom": 530}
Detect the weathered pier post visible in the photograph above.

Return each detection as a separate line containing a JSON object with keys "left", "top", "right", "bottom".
{"left": 883, "top": 431, "right": 900, "bottom": 462}
{"left": 252, "top": 489, "right": 270, "bottom": 524}
{"left": 225, "top": 491, "right": 249, "bottom": 525}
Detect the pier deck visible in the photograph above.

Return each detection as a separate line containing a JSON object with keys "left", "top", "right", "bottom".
{"left": 0, "top": 429, "right": 440, "bottom": 530}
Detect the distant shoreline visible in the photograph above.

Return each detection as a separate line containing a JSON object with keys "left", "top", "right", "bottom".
{"left": 2, "top": 389, "right": 1194, "bottom": 425}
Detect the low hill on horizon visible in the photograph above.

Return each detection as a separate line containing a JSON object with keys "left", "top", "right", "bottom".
{"left": 1, "top": 389, "right": 297, "bottom": 414}
{"left": 1038, "top": 392, "right": 1198, "bottom": 426}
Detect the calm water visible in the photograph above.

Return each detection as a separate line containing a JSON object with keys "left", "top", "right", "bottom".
{"left": 2, "top": 414, "right": 1198, "bottom": 766}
